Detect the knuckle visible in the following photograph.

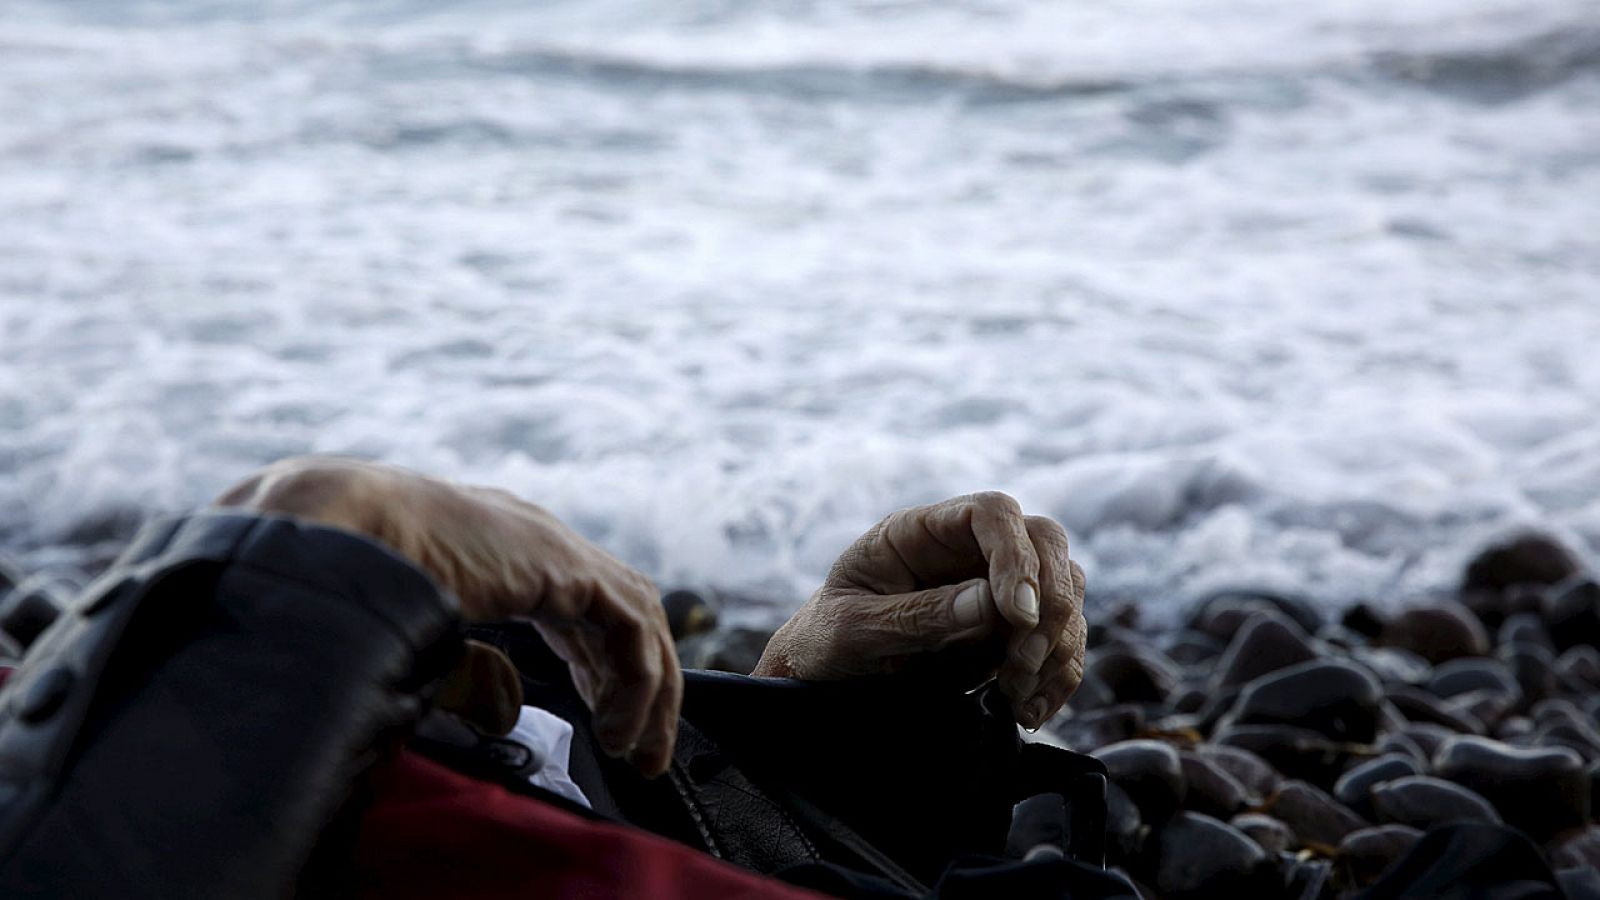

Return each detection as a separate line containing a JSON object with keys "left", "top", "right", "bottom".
{"left": 969, "top": 490, "right": 1022, "bottom": 517}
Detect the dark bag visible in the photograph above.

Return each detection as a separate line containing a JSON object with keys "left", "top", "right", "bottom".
{"left": 464, "top": 622, "right": 1113, "bottom": 897}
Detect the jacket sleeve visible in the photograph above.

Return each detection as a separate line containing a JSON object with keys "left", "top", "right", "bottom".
{"left": 0, "top": 511, "right": 463, "bottom": 900}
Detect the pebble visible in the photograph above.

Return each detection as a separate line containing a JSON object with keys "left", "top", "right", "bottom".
{"left": 1222, "top": 658, "right": 1383, "bottom": 744}
{"left": 1558, "top": 867, "right": 1600, "bottom": 900}
{"left": 1086, "top": 645, "right": 1180, "bottom": 705}
{"left": 1051, "top": 704, "right": 1145, "bottom": 752}
{"left": 1499, "top": 642, "right": 1559, "bottom": 708}
{"left": 1370, "top": 775, "right": 1501, "bottom": 830}
{"left": 1188, "top": 590, "right": 1324, "bottom": 640}
{"left": 1229, "top": 813, "right": 1294, "bottom": 855}
{"left": 1555, "top": 645, "right": 1600, "bottom": 693}
{"left": 1462, "top": 532, "right": 1580, "bottom": 594}
{"left": 1425, "top": 658, "right": 1521, "bottom": 701}
{"left": 1379, "top": 602, "right": 1490, "bottom": 665}
{"left": 1496, "top": 612, "right": 1554, "bottom": 653}
{"left": 1549, "top": 826, "right": 1600, "bottom": 871}
{"left": 1397, "top": 723, "right": 1458, "bottom": 761}
{"left": 1266, "top": 780, "right": 1368, "bottom": 849}
{"left": 1336, "top": 825, "right": 1424, "bottom": 890}
{"left": 1543, "top": 578, "right": 1600, "bottom": 653}
{"left": 1211, "top": 723, "right": 1349, "bottom": 787}
{"left": 1164, "top": 630, "right": 1225, "bottom": 666}
{"left": 1386, "top": 685, "right": 1485, "bottom": 735}
{"left": 1341, "top": 602, "right": 1388, "bottom": 640}
{"left": 1333, "top": 754, "right": 1424, "bottom": 820}
{"left": 1193, "top": 744, "right": 1280, "bottom": 799}
{"left": 1442, "top": 736, "right": 1592, "bottom": 841}
{"left": 1348, "top": 645, "right": 1433, "bottom": 687}
{"left": 675, "top": 626, "right": 775, "bottom": 674}
{"left": 1179, "top": 751, "right": 1256, "bottom": 819}
{"left": 661, "top": 589, "right": 719, "bottom": 640}
{"left": 1098, "top": 739, "right": 1187, "bottom": 823}
{"left": 1213, "top": 612, "right": 1319, "bottom": 689}
{"left": 1143, "top": 812, "right": 1276, "bottom": 899}
{"left": 1374, "top": 731, "right": 1429, "bottom": 765}
{"left": 1104, "top": 781, "right": 1145, "bottom": 863}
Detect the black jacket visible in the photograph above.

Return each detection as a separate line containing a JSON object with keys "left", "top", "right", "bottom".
{"left": 0, "top": 513, "right": 462, "bottom": 899}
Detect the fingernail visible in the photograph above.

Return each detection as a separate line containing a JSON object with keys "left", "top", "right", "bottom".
{"left": 1019, "top": 632, "right": 1050, "bottom": 670}
{"left": 1015, "top": 583, "right": 1039, "bottom": 624}
{"left": 952, "top": 581, "right": 988, "bottom": 628}
{"left": 1025, "top": 697, "right": 1049, "bottom": 728}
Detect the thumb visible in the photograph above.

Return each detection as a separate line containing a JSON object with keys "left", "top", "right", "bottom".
{"left": 870, "top": 578, "right": 998, "bottom": 654}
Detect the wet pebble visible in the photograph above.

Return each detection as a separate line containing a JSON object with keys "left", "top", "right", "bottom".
{"left": 1223, "top": 658, "right": 1382, "bottom": 743}
{"left": 1341, "top": 602, "right": 1388, "bottom": 640}
{"left": 1549, "top": 826, "right": 1600, "bottom": 870}
{"left": 1266, "top": 780, "right": 1368, "bottom": 850}
{"left": 1462, "top": 532, "right": 1580, "bottom": 596}
{"left": 1496, "top": 612, "right": 1554, "bottom": 653}
{"left": 1499, "top": 642, "right": 1558, "bottom": 709}
{"left": 1333, "top": 754, "right": 1423, "bottom": 820}
{"left": 1229, "top": 812, "right": 1294, "bottom": 855}
{"left": 1555, "top": 645, "right": 1600, "bottom": 693}
{"left": 1179, "top": 751, "right": 1256, "bottom": 819}
{"left": 1099, "top": 739, "right": 1187, "bottom": 823}
{"left": 1425, "top": 658, "right": 1520, "bottom": 701}
{"left": 1213, "top": 612, "right": 1318, "bottom": 689}
{"left": 1193, "top": 744, "right": 1280, "bottom": 799}
{"left": 1370, "top": 775, "right": 1501, "bottom": 830}
{"left": 1380, "top": 602, "right": 1489, "bottom": 665}
{"left": 1164, "top": 630, "right": 1225, "bottom": 666}
{"left": 1211, "top": 723, "right": 1350, "bottom": 787}
{"left": 1143, "top": 812, "right": 1277, "bottom": 899}
{"left": 1386, "top": 685, "right": 1485, "bottom": 735}
{"left": 1336, "top": 824, "right": 1423, "bottom": 890}
{"left": 1086, "top": 645, "right": 1180, "bottom": 706}
{"left": 1348, "top": 645, "right": 1432, "bottom": 687}
{"left": 1105, "top": 781, "right": 1145, "bottom": 864}
{"left": 1051, "top": 704, "right": 1145, "bottom": 752}
{"left": 1397, "top": 723, "right": 1457, "bottom": 761}
{"left": 1544, "top": 578, "right": 1600, "bottom": 653}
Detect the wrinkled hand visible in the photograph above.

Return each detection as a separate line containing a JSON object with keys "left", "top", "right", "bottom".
{"left": 215, "top": 456, "right": 681, "bottom": 776}
{"left": 752, "top": 492, "right": 1085, "bottom": 730}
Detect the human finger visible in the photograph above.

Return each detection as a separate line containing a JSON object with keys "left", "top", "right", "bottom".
{"left": 998, "top": 517, "right": 1075, "bottom": 708}
{"left": 627, "top": 631, "right": 682, "bottom": 776}
{"left": 951, "top": 492, "right": 1041, "bottom": 630}
{"left": 588, "top": 582, "right": 668, "bottom": 759}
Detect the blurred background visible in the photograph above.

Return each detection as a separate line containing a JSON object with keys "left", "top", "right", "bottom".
{"left": 2, "top": 0, "right": 1597, "bottom": 626}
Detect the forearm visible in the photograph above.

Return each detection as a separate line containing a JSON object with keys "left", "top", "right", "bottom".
{"left": 0, "top": 512, "right": 462, "bottom": 899}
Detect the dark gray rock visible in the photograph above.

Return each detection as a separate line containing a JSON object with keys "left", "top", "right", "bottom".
{"left": 1550, "top": 826, "right": 1600, "bottom": 871}
{"left": 1543, "top": 578, "right": 1600, "bottom": 653}
{"left": 1194, "top": 744, "right": 1280, "bottom": 799}
{"left": 1397, "top": 723, "right": 1458, "bottom": 761}
{"left": 1165, "top": 630, "right": 1226, "bottom": 666}
{"left": 1374, "top": 731, "right": 1429, "bottom": 765}
{"left": 1223, "top": 658, "right": 1382, "bottom": 744}
{"left": 1434, "top": 734, "right": 1587, "bottom": 842}
{"left": 1087, "top": 645, "right": 1180, "bottom": 705}
{"left": 1386, "top": 685, "right": 1485, "bottom": 734}
{"left": 1463, "top": 532, "right": 1581, "bottom": 595}
{"left": 1105, "top": 781, "right": 1145, "bottom": 864}
{"left": 1229, "top": 813, "right": 1294, "bottom": 855}
{"left": 1499, "top": 642, "right": 1559, "bottom": 708}
{"left": 1556, "top": 866, "right": 1600, "bottom": 900}
{"left": 1341, "top": 602, "right": 1389, "bottom": 640}
{"left": 1051, "top": 704, "right": 1145, "bottom": 752}
{"left": 1425, "top": 658, "right": 1520, "bottom": 700}
{"left": 1333, "top": 754, "right": 1424, "bottom": 820}
{"left": 1336, "top": 825, "right": 1424, "bottom": 891}
{"left": 1213, "top": 724, "right": 1351, "bottom": 788}
{"left": 1348, "top": 645, "right": 1432, "bottom": 687}
{"left": 675, "top": 626, "right": 773, "bottom": 674}
{"left": 1442, "top": 689, "right": 1516, "bottom": 731}
{"left": 1213, "top": 612, "right": 1319, "bottom": 689}
{"left": 1099, "top": 739, "right": 1187, "bottom": 823}
{"left": 1143, "top": 812, "right": 1277, "bottom": 899}
{"left": 1266, "top": 780, "right": 1368, "bottom": 850}
{"left": 1380, "top": 602, "right": 1490, "bottom": 665}
{"left": 1370, "top": 775, "right": 1501, "bottom": 830}
{"left": 1496, "top": 612, "right": 1554, "bottom": 653}
{"left": 1188, "top": 590, "right": 1323, "bottom": 641}
{"left": 1556, "top": 645, "right": 1600, "bottom": 693}
{"left": 1179, "top": 751, "right": 1256, "bottom": 819}
{"left": 661, "top": 589, "right": 719, "bottom": 640}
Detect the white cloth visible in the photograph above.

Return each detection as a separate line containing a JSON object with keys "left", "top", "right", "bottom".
{"left": 507, "top": 705, "right": 593, "bottom": 809}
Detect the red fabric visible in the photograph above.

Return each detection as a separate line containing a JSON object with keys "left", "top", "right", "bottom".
{"left": 354, "top": 751, "right": 834, "bottom": 900}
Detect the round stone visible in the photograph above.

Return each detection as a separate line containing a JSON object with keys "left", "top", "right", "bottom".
{"left": 1144, "top": 812, "right": 1276, "bottom": 899}
{"left": 1266, "top": 780, "right": 1368, "bottom": 850}
{"left": 1193, "top": 744, "right": 1280, "bottom": 799}
{"left": 1098, "top": 739, "right": 1187, "bottom": 823}
{"left": 1425, "top": 658, "right": 1520, "bottom": 700}
{"left": 1180, "top": 751, "right": 1256, "bottom": 819}
{"left": 1336, "top": 825, "right": 1423, "bottom": 889}
{"left": 1370, "top": 775, "right": 1501, "bottom": 830}
{"left": 1229, "top": 813, "right": 1294, "bottom": 855}
{"left": 1380, "top": 603, "right": 1490, "bottom": 666}
{"left": 1223, "top": 658, "right": 1383, "bottom": 743}
{"left": 1087, "top": 645, "right": 1180, "bottom": 706}
{"left": 1213, "top": 612, "right": 1319, "bottom": 689}
{"left": 1333, "top": 754, "right": 1424, "bottom": 820}
{"left": 17, "top": 667, "right": 75, "bottom": 724}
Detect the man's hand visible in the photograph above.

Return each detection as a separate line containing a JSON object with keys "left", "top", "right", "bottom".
{"left": 752, "top": 492, "right": 1086, "bottom": 730}
{"left": 215, "top": 457, "right": 681, "bottom": 776}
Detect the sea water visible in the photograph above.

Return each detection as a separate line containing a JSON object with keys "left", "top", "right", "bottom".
{"left": 3, "top": 0, "right": 1598, "bottom": 623}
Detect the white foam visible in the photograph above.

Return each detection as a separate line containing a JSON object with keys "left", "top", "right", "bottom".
{"left": 2, "top": 0, "right": 1598, "bottom": 624}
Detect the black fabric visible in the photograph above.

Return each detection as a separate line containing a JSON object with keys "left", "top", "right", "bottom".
{"left": 0, "top": 513, "right": 462, "bottom": 900}
{"left": 1358, "top": 822, "right": 1563, "bottom": 900}
{"left": 469, "top": 620, "right": 1118, "bottom": 899}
